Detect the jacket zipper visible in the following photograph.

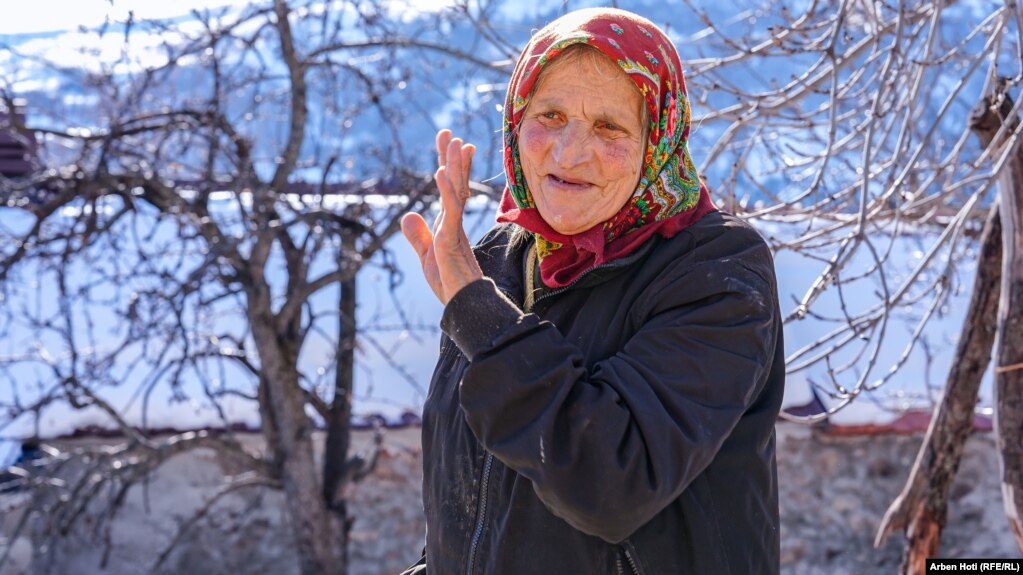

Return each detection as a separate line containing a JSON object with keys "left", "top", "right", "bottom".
{"left": 461, "top": 283, "right": 516, "bottom": 575}
{"left": 465, "top": 251, "right": 640, "bottom": 574}
{"left": 465, "top": 451, "right": 494, "bottom": 575}
{"left": 623, "top": 547, "right": 640, "bottom": 575}
{"left": 615, "top": 547, "right": 640, "bottom": 575}
{"left": 526, "top": 229, "right": 661, "bottom": 308}
{"left": 531, "top": 260, "right": 621, "bottom": 306}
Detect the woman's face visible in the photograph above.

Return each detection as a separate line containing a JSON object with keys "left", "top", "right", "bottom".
{"left": 518, "top": 50, "right": 646, "bottom": 236}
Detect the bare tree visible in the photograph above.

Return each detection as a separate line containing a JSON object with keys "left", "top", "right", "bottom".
{"left": 674, "top": 0, "right": 1023, "bottom": 568}
{"left": 680, "top": 0, "right": 1013, "bottom": 406}
{"left": 0, "top": 1, "right": 504, "bottom": 573}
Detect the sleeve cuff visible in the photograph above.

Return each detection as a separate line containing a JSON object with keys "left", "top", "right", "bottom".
{"left": 441, "top": 278, "right": 523, "bottom": 360}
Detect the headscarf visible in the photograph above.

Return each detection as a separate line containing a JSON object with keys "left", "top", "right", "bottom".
{"left": 497, "top": 8, "right": 716, "bottom": 288}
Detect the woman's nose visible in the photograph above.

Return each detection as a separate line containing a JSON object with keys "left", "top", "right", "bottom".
{"left": 551, "top": 122, "right": 593, "bottom": 168}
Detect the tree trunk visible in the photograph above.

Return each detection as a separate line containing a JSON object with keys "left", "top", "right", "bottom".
{"left": 875, "top": 83, "right": 1023, "bottom": 573}
{"left": 257, "top": 373, "right": 283, "bottom": 472}
{"left": 874, "top": 202, "right": 1002, "bottom": 573}
{"left": 249, "top": 300, "right": 341, "bottom": 574}
{"left": 986, "top": 87, "right": 1023, "bottom": 551}
{"left": 323, "top": 228, "right": 358, "bottom": 569}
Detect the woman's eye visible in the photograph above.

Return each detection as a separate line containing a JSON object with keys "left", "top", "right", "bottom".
{"left": 596, "top": 122, "right": 630, "bottom": 137}
{"left": 540, "top": 111, "right": 559, "bottom": 120}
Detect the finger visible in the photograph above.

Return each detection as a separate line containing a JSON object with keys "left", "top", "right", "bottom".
{"left": 460, "top": 144, "right": 476, "bottom": 201}
{"left": 434, "top": 165, "right": 463, "bottom": 219}
{"left": 435, "top": 165, "right": 469, "bottom": 246}
{"left": 446, "top": 138, "right": 467, "bottom": 203}
{"left": 436, "top": 129, "right": 453, "bottom": 168}
{"left": 401, "top": 213, "right": 434, "bottom": 261}
{"left": 402, "top": 213, "right": 445, "bottom": 303}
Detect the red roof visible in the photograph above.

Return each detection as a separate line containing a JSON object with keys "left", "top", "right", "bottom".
{"left": 822, "top": 410, "right": 993, "bottom": 437}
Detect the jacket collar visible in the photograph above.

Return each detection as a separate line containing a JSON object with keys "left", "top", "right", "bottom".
{"left": 477, "top": 224, "right": 664, "bottom": 306}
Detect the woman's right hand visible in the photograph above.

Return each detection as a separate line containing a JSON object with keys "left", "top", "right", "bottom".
{"left": 401, "top": 129, "right": 484, "bottom": 305}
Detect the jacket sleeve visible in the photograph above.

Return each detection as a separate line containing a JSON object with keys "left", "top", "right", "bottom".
{"left": 440, "top": 251, "right": 780, "bottom": 544}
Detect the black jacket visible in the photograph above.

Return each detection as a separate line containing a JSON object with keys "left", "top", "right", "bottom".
{"left": 404, "top": 211, "right": 784, "bottom": 574}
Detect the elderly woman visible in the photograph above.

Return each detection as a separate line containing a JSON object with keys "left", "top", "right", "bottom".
{"left": 400, "top": 7, "right": 784, "bottom": 575}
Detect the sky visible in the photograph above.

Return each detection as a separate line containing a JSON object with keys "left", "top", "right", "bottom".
{"left": 0, "top": 0, "right": 246, "bottom": 35}
{"left": 0, "top": 0, "right": 999, "bottom": 463}
{"left": 0, "top": 0, "right": 461, "bottom": 35}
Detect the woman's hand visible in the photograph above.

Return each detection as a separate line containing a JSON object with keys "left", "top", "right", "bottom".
{"left": 401, "top": 129, "right": 484, "bottom": 304}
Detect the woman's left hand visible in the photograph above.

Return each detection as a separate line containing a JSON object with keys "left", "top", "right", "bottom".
{"left": 401, "top": 129, "right": 484, "bottom": 304}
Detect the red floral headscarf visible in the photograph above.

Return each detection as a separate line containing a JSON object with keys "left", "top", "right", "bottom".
{"left": 497, "top": 8, "right": 716, "bottom": 288}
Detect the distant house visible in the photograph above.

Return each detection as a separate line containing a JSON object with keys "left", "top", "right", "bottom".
{"left": 0, "top": 101, "right": 35, "bottom": 179}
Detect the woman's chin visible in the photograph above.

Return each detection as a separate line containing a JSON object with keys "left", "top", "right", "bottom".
{"left": 532, "top": 182, "right": 630, "bottom": 237}
{"left": 536, "top": 208, "right": 600, "bottom": 236}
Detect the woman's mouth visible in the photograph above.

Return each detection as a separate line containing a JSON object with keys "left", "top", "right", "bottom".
{"left": 547, "top": 174, "right": 590, "bottom": 188}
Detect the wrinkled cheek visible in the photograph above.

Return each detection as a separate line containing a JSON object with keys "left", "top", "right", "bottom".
{"left": 603, "top": 143, "right": 644, "bottom": 192}
{"left": 602, "top": 142, "right": 636, "bottom": 170}
{"left": 518, "top": 123, "right": 550, "bottom": 160}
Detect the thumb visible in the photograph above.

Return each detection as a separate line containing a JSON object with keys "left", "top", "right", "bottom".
{"left": 401, "top": 213, "right": 433, "bottom": 260}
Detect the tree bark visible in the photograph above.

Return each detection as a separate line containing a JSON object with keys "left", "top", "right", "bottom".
{"left": 986, "top": 87, "right": 1023, "bottom": 551}
{"left": 873, "top": 202, "right": 1001, "bottom": 573}
{"left": 323, "top": 228, "right": 358, "bottom": 569}
{"left": 874, "top": 83, "right": 1023, "bottom": 573}
{"left": 249, "top": 288, "right": 341, "bottom": 575}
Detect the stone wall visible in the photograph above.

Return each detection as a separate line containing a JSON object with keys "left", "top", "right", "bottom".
{"left": 777, "top": 424, "right": 1019, "bottom": 573}
{"left": 1, "top": 423, "right": 1019, "bottom": 575}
